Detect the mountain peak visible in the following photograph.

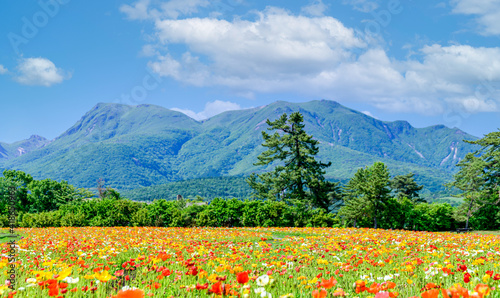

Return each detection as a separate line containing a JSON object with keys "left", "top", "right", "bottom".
{"left": 29, "top": 134, "right": 47, "bottom": 141}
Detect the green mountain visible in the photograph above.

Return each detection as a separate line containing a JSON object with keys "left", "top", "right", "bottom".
{"left": 0, "top": 100, "right": 478, "bottom": 194}
{"left": 0, "top": 135, "right": 50, "bottom": 160}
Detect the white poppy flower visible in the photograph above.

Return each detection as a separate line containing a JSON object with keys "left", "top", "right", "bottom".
{"left": 256, "top": 274, "right": 270, "bottom": 286}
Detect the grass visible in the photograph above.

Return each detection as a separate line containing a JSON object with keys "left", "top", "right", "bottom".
{"left": 0, "top": 228, "right": 25, "bottom": 244}
{"left": 472, "top": 230, "right": 500, "bottom": 236}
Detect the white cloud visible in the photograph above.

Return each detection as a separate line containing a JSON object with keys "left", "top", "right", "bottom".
{"left": 14, "top": 57, "right": 70, "bottom": 87}
{"left": 0, "top": 65, "right": 7, "bottom": 74}
{"left": 126, "top": 5, "right": 500, "bottom": 115}
{"left": 451, "top": 0, "right": 500, "bottom": 35}
{"left": 160, "top": 0, "right": 210, "bottom": 19}
{"left": 120, "top": 0, "right": 210, "bottom": 20}
{"left": 120, "top": 0, "right": 153, "bottom": 20}
{"left": 342, "top": 0, "right": 379, "bottom": 12}
{"left": 171, "top": 100, "right": 242, "bottom": 120}
{"left": 361, "top": 111, "right": 378, "bottom": 118}
{"left": 301, "top": 0, "right": 328, "bottom": 16}
{"left": 151, "top": 8, "right": 365, "bottom": 88}
{"left": 140, "top": 44, "right": 160, "bottom": 57}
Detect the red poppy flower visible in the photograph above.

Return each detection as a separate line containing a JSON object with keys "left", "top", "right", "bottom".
{"left": 209, "top": 282, "right": 223, "bottom": 295}
{"left": 196, "top": 283, "right": 208, "bottom": 290}
{"left": 464, "top": 272, "right": 471, "bottom": 283}
{"left": 237, "top": 271, "right": 249, "bottom": 284}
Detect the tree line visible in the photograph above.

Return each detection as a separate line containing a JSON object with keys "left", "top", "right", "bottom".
{"left": 0, "top": 112, "right": 498, "bottom": 230}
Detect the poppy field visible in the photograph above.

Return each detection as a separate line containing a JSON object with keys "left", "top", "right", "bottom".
{"left": 2, "top": 227, "right": 500, "bottom": 298}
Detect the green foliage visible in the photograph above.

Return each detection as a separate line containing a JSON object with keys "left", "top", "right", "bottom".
{"left": 123, "top": 176, "right": 252, "bottom": 201}
{"left": 19, "top": 211, "right": 62, "bottom": 228}
{"left": 449, "top": 129, "right": 500, "bottom": 229}
{"left": 338, "top": 162, "right": 391, "bottom": 228}
{"left": 391, "top": 173, "right": 424, "bottom": 203}
{"left": 247, "top": 112, "right": 339, "bottom": 210}
{"left": 411, "top": 203, "right": 456, "bottom": 231}
{"left": 60, "top": 211, "right": 87, "bottom": 227}
{"left": 337, "top": 168, "right": 370, "bottom": 227}
{"left": 0, "top": 169, "right": 93, "bottom": 215}
{"left": 130, "top": 208, "right": 151, "bottom": 227}
{"left": 146, "top": 199, "right": 182, "bottom": 227}
{"left": 469, "top": 203, "right": 500, "bottom": 230}
{"left": 379, "top": 197, "right": 414, "bottom": 229}
{"left": 196, "top": 198, "right": 242, "bottom": 227}
{"left": 0, "top": 100, "right": 479, "bottom": 196}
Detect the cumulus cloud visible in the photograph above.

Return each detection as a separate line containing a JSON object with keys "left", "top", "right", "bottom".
{"left": 171, "top": 100, "right": 242, "bottom": 120}
{"left": 14, "top": 58, "right": 70, "bottom": 87}
{"left": 451, "top": 0, "right": 500, "bottom": 36}
{"left": 151, "top": 8, "right": 365, "bottom": 88}
{"left": 124, "top": 4, "right": 500, "bottom": 115}
{"left": 0, "top": 65, "right": 7, "bottom": 74}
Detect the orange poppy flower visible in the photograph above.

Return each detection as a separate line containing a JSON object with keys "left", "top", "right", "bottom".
{"left": 312, "top": 289, "right": 327, "bottom": 298}
{"left": 320, "top": 277, "right": 337, "bottom": 289}
{"left": 474, "top": 284, "right": 490, "bottom": 298}
{"left": 421, "top": 289, "right": 440, "bottom": 298}
{"left": 115, "top": 289, "right": 145, "bottom": 298}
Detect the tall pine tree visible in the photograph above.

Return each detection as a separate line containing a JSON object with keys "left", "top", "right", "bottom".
{"left": 391, "top": 173, "right": 424, "bottom": 204}
{"left": 338, "top": 162, "right": 392, "bottom": 228}
{"left": 449, "top": 130, "right": 500, "bottom": 229}
{"left": 246, "top": 112, "right": 339, "bottom": 210}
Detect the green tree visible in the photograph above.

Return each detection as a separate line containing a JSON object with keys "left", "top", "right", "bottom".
{"left": 246, "top": 112, "right": 338, "bottom": 209}
{"left": 391, "top": 173, "right": 424, "bottom": 203}
{"left": 338, "top": 162, "right": 392, "bottom": 228}
{"left": 449, "top": 130, "right": 500, "bottom": 229}
{"left": 364, "top": 162, "right": 392, "bottom": 228}
{"left": 338, "top": 168, "right": 370, "bottom": 227}
{"left": 28, "top": 179, "right": 78, "bottom": 213}
{"left": 0, "top": 169, "right": 33, "bottom": 213}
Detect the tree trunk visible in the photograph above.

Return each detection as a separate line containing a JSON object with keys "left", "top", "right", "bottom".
{"left": 293, "top": 125, "right": 305, "bottom": 201}
{"left": 466, "top": 196, "right": 474, "bottom": 229}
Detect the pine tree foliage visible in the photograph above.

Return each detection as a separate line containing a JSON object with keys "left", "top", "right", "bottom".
{"left": 449, "top": 130, "right": 500, "bottom": 228}
{"left": 246, "top": 112, "right": 339, "bottom": 210}
{"left": 338, "top": 162, "right": 391, "bottom": 228}
{"left": 391, "top": 173, "right": 424, "bottom": 203}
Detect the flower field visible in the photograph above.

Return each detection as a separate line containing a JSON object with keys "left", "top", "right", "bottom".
{"left": 2, "top": 227, "right": 500, "bottom": 297}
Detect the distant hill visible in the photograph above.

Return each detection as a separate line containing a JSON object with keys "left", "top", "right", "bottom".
{"left": 0, "top": 100, "right": 478, "bottom": 194}
{"left": 122, "top": 176, "right": 253, "bottom": 201}
{"left": 0, "top": 135, "right": 50, "bottom": 160}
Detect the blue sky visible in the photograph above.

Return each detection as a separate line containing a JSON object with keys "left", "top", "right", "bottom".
{"left": 0, "top": 0, "right": 499, "bottom": 143}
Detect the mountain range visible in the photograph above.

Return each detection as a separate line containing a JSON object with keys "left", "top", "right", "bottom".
{"left": 0, "top": 100, "right": 478, "bottom": 194}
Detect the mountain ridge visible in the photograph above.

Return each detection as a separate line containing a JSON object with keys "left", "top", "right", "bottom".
{"left": 0, "top": 100, "right": 478, "bottom": 193}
